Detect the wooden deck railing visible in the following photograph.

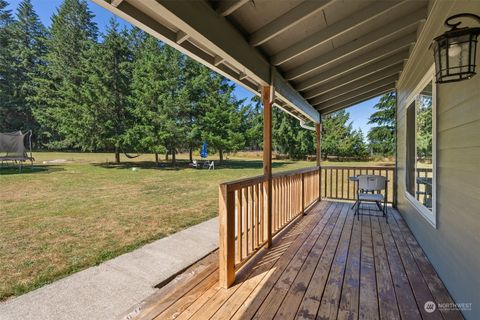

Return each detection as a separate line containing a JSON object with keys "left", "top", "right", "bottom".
{"left": 219, "top": 165, "right": 398, "bottom": 288}
{"left": 219, "top": 167, "right": 320, "bottom": 288}
{"left": 320, "top": 166, "right": 396, "bottom": 204}
{"left": 415, "top": 167, "right": 433, "bottom": 205}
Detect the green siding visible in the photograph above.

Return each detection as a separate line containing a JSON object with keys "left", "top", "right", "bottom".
{"left": 396, "top": 1, "right": 480, "bottom": 319}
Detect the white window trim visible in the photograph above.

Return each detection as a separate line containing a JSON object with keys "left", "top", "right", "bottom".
{"left": 403, "top": 64, "right": 437, "bottom": 228}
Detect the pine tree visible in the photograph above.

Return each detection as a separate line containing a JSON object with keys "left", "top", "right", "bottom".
{"left": 182, "top": 58, "right": 210, "bottom": 162}
{"left": 158, "top": 45, "right": 189, "bottom": 165}
{"left": 128, "top": 37, "right": 188, "bottom": 166}
{"left": 367, "top": 92, "right": 396, "bottom": 157}
{"left": 6, "top": 0, "right": 47, "bottom": 135}
{"left": 416, "top": 92, "right": 432, "bottom": 159}
{"left": 200, "top": 75, "right": 245, "bottom": 163}
{"left": 272, "top": 108, "right": 315, "bottom": 160}
{"left": 0, "top": 0, "right": 15, "bottom": 131}
{"left": 322, "top": 110, "right": 367, "bottom": 160}
{"left": 127, "top": 36, "right": 165, "bottom": 163}
{"left": 243, "top": 96, "right": 263, "bottom": 151}
{"left": 32, "top": 0, "right": 98, "bottom": 149}
{"left": 77, "top": 18, "right": 132, "bottom": 162}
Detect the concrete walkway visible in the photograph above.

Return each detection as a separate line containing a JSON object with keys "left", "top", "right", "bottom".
{"left": 0, "top": 218, "right": 218, "bottom": 320}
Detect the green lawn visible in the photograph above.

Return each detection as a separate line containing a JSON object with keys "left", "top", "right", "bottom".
{"left": 0, "top": 152, "right": 390, "bottom": 300}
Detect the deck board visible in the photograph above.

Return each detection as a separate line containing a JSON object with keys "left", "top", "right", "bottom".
{"left": 135, "top": 201, "right": 464, "bottom": 320}
{"left": 275, "top": 202, "right": 340, "bottom": 319}
{"left": 358, "top": 215, "right": 379, "bottom": 320}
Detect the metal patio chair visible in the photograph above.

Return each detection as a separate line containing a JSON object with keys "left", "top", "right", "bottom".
{"left": 355, "top": 175, "right": 388, "bottom": 223}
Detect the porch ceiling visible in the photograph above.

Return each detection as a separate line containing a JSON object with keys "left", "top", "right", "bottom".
{"left": 94, "top": 0, "right": 430, "bottom": 118}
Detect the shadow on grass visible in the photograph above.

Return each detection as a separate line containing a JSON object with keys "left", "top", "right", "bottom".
{"left": 0, "top": 165, "right": 65, "bottom": 175}
{"left": 92, "top": 159, "right": 295, "bottom": 171}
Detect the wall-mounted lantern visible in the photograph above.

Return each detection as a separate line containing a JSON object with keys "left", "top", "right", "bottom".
{"left": 432, "top": 13, "right": 480, "bottom": 83}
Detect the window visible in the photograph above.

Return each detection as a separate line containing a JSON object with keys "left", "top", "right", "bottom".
{"left": 405, "top": 67, "right": 436, "bottom": 226}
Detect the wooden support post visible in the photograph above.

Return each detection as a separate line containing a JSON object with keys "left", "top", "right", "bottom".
{"left": 393, "top": 89, "right": 398, "bottom": 208}
{"left": 219, "top": 184, "right": 235, "bottom": 288}
{"left": 262, "top": 86, "right": 273, "bottom": 248}
{"left": 316, "top": 122, "right": 322, "bottom": 201}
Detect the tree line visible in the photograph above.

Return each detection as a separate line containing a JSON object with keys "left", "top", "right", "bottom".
{"left": 0, "top": 0, "right": 395, "bottom": 164}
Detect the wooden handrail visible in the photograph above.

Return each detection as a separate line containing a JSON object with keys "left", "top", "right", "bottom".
{"left": 220, "top": 174, "right": 265, "bottom": 191}
{"left": 321, "top": 165, "right": 394, "bottom": 170}
{"left": 219, "top": 166, "right": 321, "bottom": 288}
{"left": 220, "top": 166, "right": 320, "bottom": 191}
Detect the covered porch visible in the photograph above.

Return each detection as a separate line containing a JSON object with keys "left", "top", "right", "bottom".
{"left": 133, "top": 200, "right": 462, "bottom": 320}
{"left": 94, "top": 0, "right": 479, "bottom": 318}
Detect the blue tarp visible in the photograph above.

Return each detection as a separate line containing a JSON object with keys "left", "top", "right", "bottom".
{"left": 200, "top": 142, "right": 208, "bottom": 158}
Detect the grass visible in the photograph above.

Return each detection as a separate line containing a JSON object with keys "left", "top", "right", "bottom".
{"left": 0, "top": 151, "right": 389, "bottom": 300}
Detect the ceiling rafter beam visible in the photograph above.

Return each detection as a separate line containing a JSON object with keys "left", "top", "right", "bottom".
{"left": 298, "top": 50, "right": 408, "bottom": 93}
{"left": 304, "top": 63, "right": 404, "bottom": 100}
{"left": 271, "top": 0, "right": 408, "bottom": 66}
{"left": 216, "top": 0, "right": 250, "bottom": 17}
{"left": 285, "top": 11, "right": 425, "bottom": 81}
{"left": 213, "top": 55, "right": 225, "bottom": 66}
{"left": 310, "top": 75, "right": 399, "bottom": 106}
{"left": 239, "top": 71, "right": 248, "bottom": 80}
{"left": 249, "top": 0, "right": 335, "bottom": 47}
{"left": 286, "top": 32, "right": 417, "bottom": 80}
{"left": 110, "top": 0, "right": 124, "bottom": 7}
{"left": 317, "top": 85, "right": 395, "bottom": 114}
{"left": 175, "top": 30, "right": 189, "bottom": 44}
{"left": 309, "top": 71, "right": 400, "bottom": 105}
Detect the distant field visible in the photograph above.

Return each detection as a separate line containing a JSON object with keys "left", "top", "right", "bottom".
{"left": 0, "top": 151, "right": 390, "bottom": 300}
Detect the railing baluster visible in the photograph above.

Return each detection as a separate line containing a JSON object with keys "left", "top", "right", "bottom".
{"left": 244, "top": 188, "right": 248, "bottom": 257}
{"left": 260, "top": 182, "right": 264, "bottom": 244}
{"left": 340, "top": 168, "right": 344, "bottom": 199}
{"left": 236, "top": 190, "right": 242, "bottom": 264}
{"left": 329, "top": 169, "right": 332, "bottom": 198}
{"left": 277, "top": 178, "right": 280, "bottom": 228}
{"left": 323, "top": 168, "right": 327, "bottom": 199}
{"left": 253, "top": 184, "right": 257, "bottom": 250}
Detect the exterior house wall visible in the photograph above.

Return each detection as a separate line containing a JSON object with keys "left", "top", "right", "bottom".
{"left": 396, "top": 1, "right": 480, "bottom": 319}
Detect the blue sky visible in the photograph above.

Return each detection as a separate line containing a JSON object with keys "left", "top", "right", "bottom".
{"left": 6, "top": 0, "right": 379, "bottom": 135}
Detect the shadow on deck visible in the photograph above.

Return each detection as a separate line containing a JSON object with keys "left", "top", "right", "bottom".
{"left": 131, "top": 201, "right": 463, "bottom": 320}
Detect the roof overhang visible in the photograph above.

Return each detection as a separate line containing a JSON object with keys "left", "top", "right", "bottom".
{"left": 93, "top": 0, "right": 431, "bottom": 121}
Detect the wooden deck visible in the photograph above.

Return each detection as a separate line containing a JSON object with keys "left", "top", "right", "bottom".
{"left": 135, "top": 201, "right": 463, "bottom": 320}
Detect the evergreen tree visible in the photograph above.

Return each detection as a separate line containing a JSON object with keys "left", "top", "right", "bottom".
{"left": 5, "top": 0, "right": 47, "bottom": 135}
{"left": 127, "top": 36, "right": 166, "bottom": 164}
{"left": 367, "top": 92, "right": 396, "bottom": 156}
{"left": 128, "top": 37, "right": 188, "bottom": 165}
{"left": 77, "top": 18, "right": 132, "bottom": 162}
{"left": 200, "top": 75, "right": 245, "bottom": 163}
{"left": 158, "top": 45, "right": 188, "bottom": 165}
{"left": 273, "top": 108, "right": 300, "bottom": 157}
{"left": 0, "top": 0, "right": 15, "bottom": 131}
{"left": 182, "top": 58, "right": 210, "bottom": 162}
{"left": 243, "top": 96, "right": 263, "bottom": 150}
{"left": 272, "top": 108, "right": 315, "bottom": 160}
{"left": 416, "top": 92, "right": 432, "bottom": 159}
{"left": 32, "top": 0, "right": 98, "bottom": 148}
{"left": 322, "top": 110, "right": 368, "bottom": 160}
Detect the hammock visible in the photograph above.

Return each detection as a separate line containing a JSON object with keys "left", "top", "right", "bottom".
{"left": 123, "top": 152, "right": 142, "bottom": 159}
